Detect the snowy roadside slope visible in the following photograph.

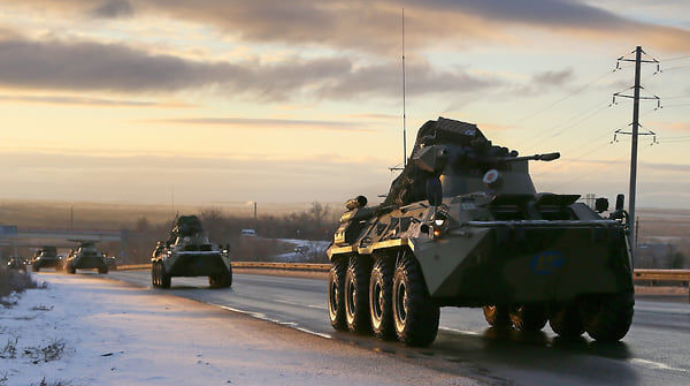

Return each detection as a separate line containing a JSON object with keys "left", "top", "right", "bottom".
{"left": 0, "top": 274, "right": 473, "bottom": 386}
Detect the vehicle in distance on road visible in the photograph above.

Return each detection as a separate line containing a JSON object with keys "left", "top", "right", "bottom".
{"left": 7, "top": 256, "right": 27, "bottom": 272}
{"left": 151, "top": 215, "right": 232, "bottom": 289}
{"left": 327, "top": 117, "right": 634, "bottom": 347}
{"left": 31, "top": 246, "right": 62, "bottom": 272}
{"left": 241, "top": 228, "right": 257, "bottom": 237}
{"left": 64, "top": 242, "right": 109, "bottom": 274}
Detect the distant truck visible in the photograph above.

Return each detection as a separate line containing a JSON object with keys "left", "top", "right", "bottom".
{"left": 31, "top": 246, "right": 63, "bottom": 272}
{"left": 241, "top": 229, "right": 257, "bottom": 237}
{"left": 64, "top": 242, "right": 109, "bottom": 274}
{"left": 151, "top": 215, "right": 232, "bottom": 289}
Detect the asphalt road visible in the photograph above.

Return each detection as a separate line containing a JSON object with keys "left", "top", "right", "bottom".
{"left": 97, "top": 270, "right": 690, "bottom": 385}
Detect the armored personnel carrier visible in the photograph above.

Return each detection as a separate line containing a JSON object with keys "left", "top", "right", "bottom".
{"left": 327, "top": 117, "right": 634, "bottom": 347}
{"left": 31, "top": 246, "right": 62, "bottom": 272}
{"left": 151, "top": 215, "right": 232, "bottom": 289}
{"left": 64, "top": 242, "right": 108, "bottom": 274}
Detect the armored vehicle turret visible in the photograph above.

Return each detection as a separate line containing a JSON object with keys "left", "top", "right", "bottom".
{"left": 151, "top": 215, "right": 232, "bottom": 289}
{"left": 327, "top": 117, "right": 634, "bottom": 346}
{"left": 64, "top": 242, "right": 108, "bottom": 274}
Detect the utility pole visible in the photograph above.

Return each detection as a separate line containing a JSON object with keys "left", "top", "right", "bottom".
{"left": 253, "top": 202, "right": 258, "bottom": 223}
{"left": 612, "top": 46, "right": 661, "bottom": 264}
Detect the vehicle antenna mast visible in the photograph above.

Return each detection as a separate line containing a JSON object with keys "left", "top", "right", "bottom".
{"left": 401, "top": 8, "right": 407, "bottom": 169}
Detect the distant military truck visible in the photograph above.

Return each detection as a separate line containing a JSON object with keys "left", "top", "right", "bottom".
{"left": 31, "top": 246, "right": 63, "bottom": 272}
{"left": 151, "top": 215, "right": 232, "bottom": 289}
{"left": 64, "top": 242, "right": 109, "bottom": 274}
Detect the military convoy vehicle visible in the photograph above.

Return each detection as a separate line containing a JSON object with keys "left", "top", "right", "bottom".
{"left": 31, "top": 246, "right": 62, "bottom": 272}
{"left": 64, "top": 242, "right": 109, "bottom": 274}
{"left": 327, "top": 117, "right": 634, "bottom": 347}
{"left": 151, "top": 215, "right": 232, "bottom": 289}
{"left": 7, "top": 256, "right": 27, "bottom": 272}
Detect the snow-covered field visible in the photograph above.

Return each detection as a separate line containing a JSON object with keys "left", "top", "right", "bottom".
{"left": 273, "top": 239, "right": 329, "bottom": 262}
{"left": 0, "top": 274, "right": 468, "bottom": 386}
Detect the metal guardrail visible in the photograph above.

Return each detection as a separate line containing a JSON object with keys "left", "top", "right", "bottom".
{"left": 118, "top": 263, "right": 690, "bottom": 281}
{"left": 117, "top": 262, "right": 330, "bottom": 272}
{"left": 633, "top": 269, "right": 690, "bottom": 282}
{"left": 116, "top": 263, "right": 689, "bottom": 300}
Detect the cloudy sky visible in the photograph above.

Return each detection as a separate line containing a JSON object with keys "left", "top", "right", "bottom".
{"left": 0, "top": 0, "right": 689, "bottom": 209}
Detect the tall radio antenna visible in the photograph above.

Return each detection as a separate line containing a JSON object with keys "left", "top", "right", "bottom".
{"left": 401, "top": 8, "right": 407, "bottom": 168}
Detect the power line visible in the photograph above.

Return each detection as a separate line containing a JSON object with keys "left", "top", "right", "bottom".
{"left": 660, "top": 55, "right": 690, "bottom": 62}
{"left": 509, "top": 70, "right": 613, "bottom": 126}
{"left": 521, "top": 99, "right": 611, "bottom": 152}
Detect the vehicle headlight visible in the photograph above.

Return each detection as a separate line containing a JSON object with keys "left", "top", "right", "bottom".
{"left": 433, "top": 211, "right": 448, "bottom": 227}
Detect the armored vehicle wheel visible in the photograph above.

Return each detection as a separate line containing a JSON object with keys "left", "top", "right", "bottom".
{"left": 548, "top": 302, "right": 584, "bottom": 338}
{"left": 483, "top": 305, "right": 511, "bottom": 328}
{"left": 510, "top": 304, "right": 548, "bottom": 332}
{"left": 151, "top": 263, "right": 159, "bottom": 288}
{"left": 369, "top": 256, "right": 395, "bottom": 340}
{"left": 98, "top": 266, "right": 108, "bottom": 275}
{"left": 392, "top": 253, "right": 440, "bottom": 347}
{"left": 160, "top": 264, "right": 171, "bottom": 289}
{"left": 579, "top": 292, "right": 634, "bottom": 342}
{"left": 66, "top": 265, "right": 76, "bottom": 274}
{"left": 209, "top": 267, "right": 233, "bottom": 288}
{"left": 33, "top": 265, "right": 40, "bottom": 273}
{"left": 344, "top": 257, "right": 372, "bottom": 334}
{"left": 328, "top": 258, "right": 348, "bottom": 331}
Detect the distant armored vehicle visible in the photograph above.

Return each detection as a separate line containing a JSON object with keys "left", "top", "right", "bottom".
{"left": 31, "top": 246, "right": 62, "bottom": 272}
{"left": 64, "top": 242, "right": 108, "bottom": 274}
{"left": 327, "top": 117, "right": 634, "bottom": 346}
{"left": 151, "top": 215, "right": 232, "bottom": 289}
{"left": 7, "top": 256, "right": 27, "bottom": 272}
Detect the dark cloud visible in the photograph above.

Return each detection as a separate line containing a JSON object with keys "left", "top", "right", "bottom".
{"left": 2, "top": 0, "right": 690, "bottom": 53}
{"left": 0, "top": 94, "right": 191, "bottom": 107}
{"left": 91, "top": 0, "right": 133, "bottom": 19}
{"left": 533, "top": 69, "right": 574, "bottom": 86}
{"left": 155, "top": 117, "right": 372, "bottom": 132}
{"left": 0, "top": 35, "right": 500, "bottom": 100}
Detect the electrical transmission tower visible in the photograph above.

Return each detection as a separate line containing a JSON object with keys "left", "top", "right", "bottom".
{"left": 611, "top": 46, "right": 661, "bottom": 260}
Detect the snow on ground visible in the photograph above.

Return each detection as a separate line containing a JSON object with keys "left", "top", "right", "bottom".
{"left": 0, "top": 273, "right": 470, "bottom": 386}
{"left": 273, "top": 239, "right": 330, "bottom": 262}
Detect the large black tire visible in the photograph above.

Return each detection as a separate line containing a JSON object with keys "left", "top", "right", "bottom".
{"left": 328, "top": 258, "right": 348, "bottom": 331}
{"left": 392, "top": 252, "right": 440, "bottom": 347}
{"left": 483, "top": 305, "right": 511, "bottom": 328}
{"left": 579, "top": 292, "right": 634, "bottom": 342}
{"left": 160, "top": 263, "right": 171, "bottom": 289}
{"left": 510, "top": 304, "right": 548, "bottom": 332}
{"left": 369, "top": 256, "right": 395, "bottom": 340}
{"left": 549, "top": 302, "right": 585, "bottom": 338}
{"left": 344, "top": 257, "right": 372, "bottom": 334}
{"left": 98, "top": 265, "right": 108, "bottom": 275}
{"left": 33, "top": 265, "right": 40, "bottom": 273}
{"left": 66, "top": 264, "right": 76, "bottom": 274}
{"left": 209, "top": 266, "right": 233, "bottom": 288}
{"left": 151, "top": 263, "right": 159, "bottom": 288}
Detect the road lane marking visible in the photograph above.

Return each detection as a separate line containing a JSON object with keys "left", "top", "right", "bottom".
{"left": 630, "top": 358, "right": 690, "bottom": 374}
{"left": 274, "top": 299, "right": 328, "bottom": 310}
{"left": 440, "top": 327, "right": 480, "bottom": 336}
